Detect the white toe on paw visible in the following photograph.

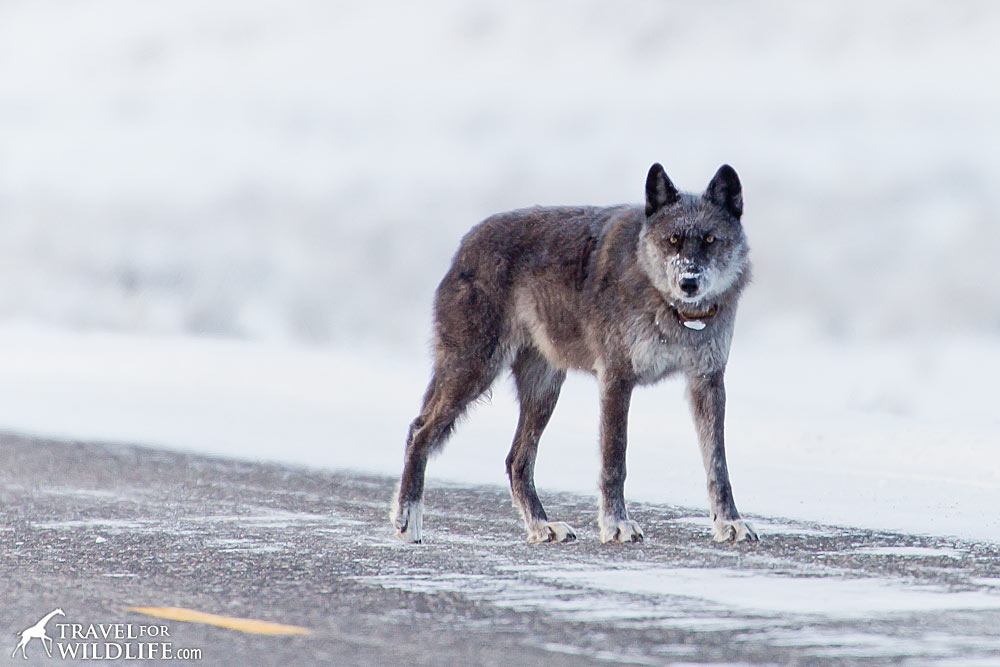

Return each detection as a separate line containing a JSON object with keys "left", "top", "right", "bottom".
{"left": 713, "top": 518, "right": 758, "bottom": 543}
{"left": 600, "top": 519, "right": 644, "bottom": 544}
{"left": 390, "top": 499, "right": 423, "bottom": 543}
{"left": 526, "top": 520, "right": 577, "bottom": 544}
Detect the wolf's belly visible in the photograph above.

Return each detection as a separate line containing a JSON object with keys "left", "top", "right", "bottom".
{"left": 512, "top": 289, "right": 595, "bottom": 371}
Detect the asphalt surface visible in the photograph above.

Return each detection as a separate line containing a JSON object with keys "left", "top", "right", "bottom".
{"left": 2, "top": 432, "right": 1000, "bottom": 666}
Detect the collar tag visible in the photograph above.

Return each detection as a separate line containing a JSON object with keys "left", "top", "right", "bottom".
{"left": 676, "top": 304, "right": 716, "bottom": 330}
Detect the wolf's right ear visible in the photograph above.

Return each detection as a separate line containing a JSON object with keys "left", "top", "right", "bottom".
{"left": 704, "top": 164, "right": 743, "bottom": 219}
{"left": 645, "top": 163, "right": 680, "bottom": 216}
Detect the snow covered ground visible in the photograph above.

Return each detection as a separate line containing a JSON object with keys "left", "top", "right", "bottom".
{"left": 1, "top": 1, "right": 999, "bottom": 344}
{"left": 0, "top": 322, "right": 996, "bottom": 544}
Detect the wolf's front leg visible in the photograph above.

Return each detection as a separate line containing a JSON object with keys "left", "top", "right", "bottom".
{"left": 687, "top": 371, "right": 757, "bottom": 542}
{"left": 597, "top": 374, "right": 643, "bottom": 543}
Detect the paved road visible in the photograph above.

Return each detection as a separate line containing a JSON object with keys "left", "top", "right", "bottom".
{"left": 2, "top": 432, "right": 1000, "bottom": 665}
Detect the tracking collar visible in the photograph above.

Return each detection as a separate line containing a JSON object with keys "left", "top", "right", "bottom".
{"left": 673, "top": 304, "right": 718, "bottom": 331}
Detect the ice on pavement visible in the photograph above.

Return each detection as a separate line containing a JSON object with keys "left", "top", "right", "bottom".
{"left": 361, "top": 566, "right": 1000, "bottom": 621}
{"left": 358, "top": 554, "right": 1000, "bottom": 660}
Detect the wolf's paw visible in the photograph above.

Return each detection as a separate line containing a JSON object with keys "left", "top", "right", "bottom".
{"left": 713, "top": 518, "right": 758, "bottom": 543}
{"left": 526, "top": 520, "right": 577, "bottom": 544}
{"left": 390, "top": 498, "right": 424, "bottom": 544}
{"left": 600, "top": 519, "right": 644, "bottom": 544}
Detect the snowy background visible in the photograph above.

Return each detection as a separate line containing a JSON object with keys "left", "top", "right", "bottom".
{"left": 0, "top": 1, "right": 998, "bottom": 540}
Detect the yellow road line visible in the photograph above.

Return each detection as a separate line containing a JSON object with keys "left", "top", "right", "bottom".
{"left": 126, "top": 607, "right": 311, "bottom": 636}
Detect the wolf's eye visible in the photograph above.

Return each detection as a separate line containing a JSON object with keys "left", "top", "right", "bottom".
{"left": 705, "top": 235, "right": 715, "bottom": 244}
{"left": 668, "top": 236, "right": 679, "bottom": 245}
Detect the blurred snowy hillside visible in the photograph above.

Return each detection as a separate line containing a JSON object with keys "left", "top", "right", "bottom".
{"left": 0, "top": 0, "right": 998, "bottom": 349}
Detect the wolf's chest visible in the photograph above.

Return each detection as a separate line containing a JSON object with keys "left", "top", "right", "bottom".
{"left": 628, "top": 313, "right": 733, "bottom": 383}
{"left": 629, "top": 327, "right": 688, "bottom": 383}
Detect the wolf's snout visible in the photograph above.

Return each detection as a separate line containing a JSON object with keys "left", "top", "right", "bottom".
{"left": 679, "top": 277, "right": 699, "bottom": 296}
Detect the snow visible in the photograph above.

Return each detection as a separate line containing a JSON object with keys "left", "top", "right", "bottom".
{"left": 361, "top": 565, "right": 1000, "bottom": 659}
{"left": 0, "top": 322, "right": 997, "bottom": 544}
{"left": 0, "top": 1, "right": 999, "bottom": 343}
{"left": 530, "top": 567, "right": 1000, "bottom": 617}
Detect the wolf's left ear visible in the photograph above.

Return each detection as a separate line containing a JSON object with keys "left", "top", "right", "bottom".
{"left": 704, "top": 165, "right": 743, "bottom": 218}
{"left": 645, "top": 163, "right": 680, "bottom": 216}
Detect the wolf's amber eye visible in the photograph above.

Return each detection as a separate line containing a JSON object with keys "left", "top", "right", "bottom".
{"left": 668, "top": 236, "right": 679, "bottom": 245}
{"left": 705, "top": 235, "right": 715, "bottom": 244}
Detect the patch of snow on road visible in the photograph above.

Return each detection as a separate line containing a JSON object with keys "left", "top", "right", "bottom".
{"left": 359, "top": 564, "right": 1000, "bottom": 661}
{"left": 533, "top": 567, "right": 1000, "bottom": 617}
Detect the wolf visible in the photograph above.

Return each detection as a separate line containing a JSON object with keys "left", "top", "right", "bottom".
{"left": 391, "top": 163, "right": 757, "bottom": 544}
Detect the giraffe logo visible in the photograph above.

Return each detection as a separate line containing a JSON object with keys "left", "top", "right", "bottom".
{"left": 11, "top": 608, "right": 65, "bottom": 659}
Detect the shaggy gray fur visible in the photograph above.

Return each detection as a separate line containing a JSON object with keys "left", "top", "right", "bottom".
{"left": 391, "top": 163, "right": 757, "bottom": 544}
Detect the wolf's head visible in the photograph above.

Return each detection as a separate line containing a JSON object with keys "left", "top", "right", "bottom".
{"left": 638, "top": 163, "right": 750, "bottom": 308}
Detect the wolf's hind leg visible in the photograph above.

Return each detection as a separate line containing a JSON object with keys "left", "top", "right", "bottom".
{"left": 392, "top": 360, "right": 500, "bottom": 543}
{"left": 506, "top": 348, "right": 573, "bottom": 543}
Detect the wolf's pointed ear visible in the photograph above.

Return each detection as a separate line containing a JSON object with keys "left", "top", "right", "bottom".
{"left": 704, "top": 164, "right": 742, "bottom": 218}
{"left": 645, "top": 163, "right": 680, "bottom": 216}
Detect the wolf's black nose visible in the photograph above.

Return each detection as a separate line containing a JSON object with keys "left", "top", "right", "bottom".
{"left": 679, "top": 277, "right": 699, "bottom": 295}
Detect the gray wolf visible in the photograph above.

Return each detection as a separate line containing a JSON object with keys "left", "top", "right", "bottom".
{"left": 391, "top": 163, "right": 757, "bottom": 544}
